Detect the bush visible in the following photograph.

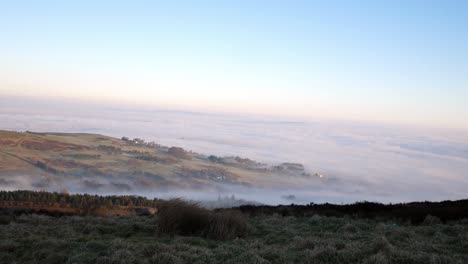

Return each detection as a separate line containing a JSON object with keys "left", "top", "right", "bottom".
{"left": 157, "top": 199, "right": 249, "bottom": 240}
{"left": 168, "top": 147, "right": 191, "bottom": 159}
{"left": 208, "top": 210, "right": 249, "bottom": 240}
{"left": 157, "top": 199, "right": 210, "bottom": 236}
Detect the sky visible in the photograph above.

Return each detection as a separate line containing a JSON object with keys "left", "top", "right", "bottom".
{"left": 1, "top": 1, "right": 468, "bottom": 129}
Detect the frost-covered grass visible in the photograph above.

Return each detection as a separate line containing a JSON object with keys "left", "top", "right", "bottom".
{"left": 0, "top": 213, "right": 467, "bottom": 264}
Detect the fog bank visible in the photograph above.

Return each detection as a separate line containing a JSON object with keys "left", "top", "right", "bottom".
{"left": 1, "top": 96, "right": 468, "bottom": 204}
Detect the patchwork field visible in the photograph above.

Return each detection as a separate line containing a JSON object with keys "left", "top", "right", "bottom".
{"left": 0, "top": 130, "right": 320, "bottom": 194}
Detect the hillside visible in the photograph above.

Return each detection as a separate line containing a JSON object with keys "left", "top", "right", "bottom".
{"left": 0, "top": 130, "right": 321, "bottom": 194}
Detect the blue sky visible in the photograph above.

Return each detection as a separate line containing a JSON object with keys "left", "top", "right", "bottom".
{"left": 1, "top": 1, "right": 467, "bottom": 128}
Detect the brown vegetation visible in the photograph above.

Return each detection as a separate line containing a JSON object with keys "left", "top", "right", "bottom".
{"left": 168, "top": 147, "right": 191, "bottom": 159}
{"left": 44, "top": 159, "right": 91, "bottom": 169}
{"left": 97, "top": 145, "right": 122, "bottom": 154}
{"left": 157, "top": 199, "right": 210, "bottom": 235}
{"left": 20, "top": 138, "right": 89, "bottom": 151}
{"left": 157, "top": 199, "right": 249, "bottom": 239}
{"left": 0, "top": 138, "right": 16, "bottom": 146}
{"left": 0, "top": 201, "right": 135, "bottom": 216}
{"left": 133, "top": 153, "right": 178, "bottom": 164}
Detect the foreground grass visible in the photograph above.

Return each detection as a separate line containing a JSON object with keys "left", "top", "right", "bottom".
{"left": 1, "top": 213, "right": 467, "bottom": 264}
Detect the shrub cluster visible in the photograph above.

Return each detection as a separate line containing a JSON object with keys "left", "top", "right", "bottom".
{"left": 157, "top": 199, "right": 249, "bottom": 240}
{"left": 157, "top": 199, "right": 210, "bottom": 236}
{"left": 167, "top": 147, "right": 191, "bottom": 159}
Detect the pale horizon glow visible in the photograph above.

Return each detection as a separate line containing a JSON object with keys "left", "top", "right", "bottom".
{"left": 1, "top": 1, "right": 468, "bottom": 129}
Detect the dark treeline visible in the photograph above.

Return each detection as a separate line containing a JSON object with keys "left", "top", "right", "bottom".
{"left": 3, "top": 190, "right": 468, "bottom": 224}
{"left": 238, "top": 199, "right": 468, "bottom": 224}
{"left": 0, "top": 190, "right": 159, "bottom": 208}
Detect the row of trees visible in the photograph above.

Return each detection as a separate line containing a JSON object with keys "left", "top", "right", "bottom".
{"left": 0, "top": 190, "right": 159, "bottom": 208}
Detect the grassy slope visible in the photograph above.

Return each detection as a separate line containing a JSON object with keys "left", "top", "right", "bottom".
{"left": 0, "top": 130, "right": 291, "bottom": 190}
{"left": 0, "top": 213, "right": 467, "bottom": 264}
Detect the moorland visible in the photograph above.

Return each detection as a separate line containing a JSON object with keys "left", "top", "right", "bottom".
{"left": 0, "top": 190, "right": 468, "bottom": 264}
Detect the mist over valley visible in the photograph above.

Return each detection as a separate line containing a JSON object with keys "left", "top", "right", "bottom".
{"left": 2, "top": 97, "right": 467, "bottom": 205}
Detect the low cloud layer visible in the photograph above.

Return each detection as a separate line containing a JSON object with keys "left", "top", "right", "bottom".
{"left": 1, "top": 96, "right": 468, "bottom": 204}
